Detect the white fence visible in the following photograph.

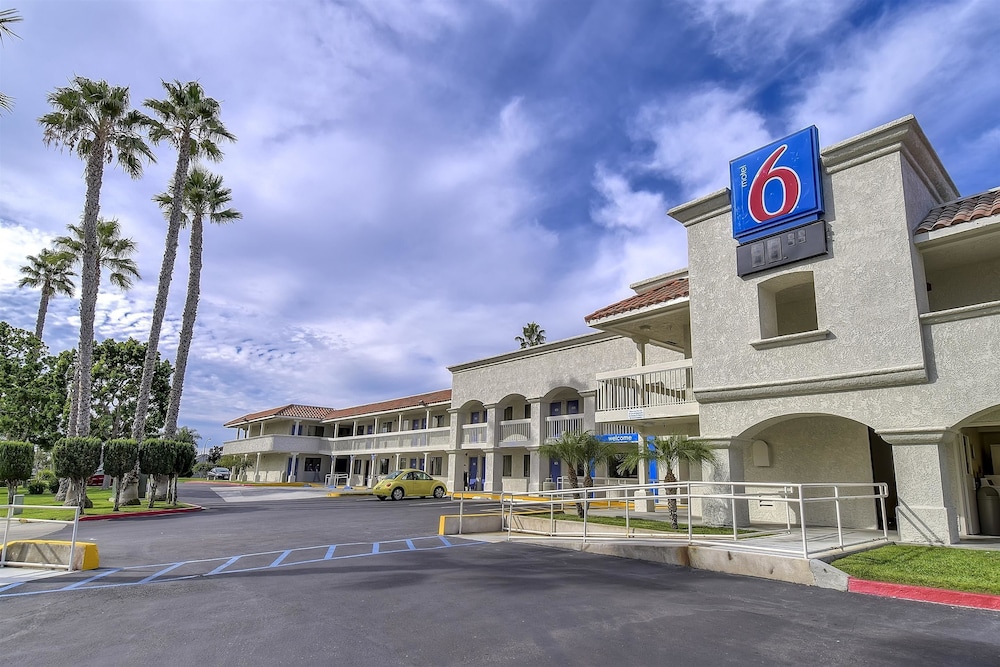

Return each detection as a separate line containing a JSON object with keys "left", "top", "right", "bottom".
{"left": 499, "top": 419, "right": 531, "bottom": 443}
{"left": 596, "top": 360, "right": 695, "bottom": 411}
{"left": 494, "top": 480, "right": 889, "bottom": 559}
{"left": 545, "top": 415, "right": 584, "bottom": 440}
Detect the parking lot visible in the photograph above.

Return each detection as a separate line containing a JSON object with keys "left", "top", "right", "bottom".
{"left": 1, "top": 483, "right": 998, "bottom": 665}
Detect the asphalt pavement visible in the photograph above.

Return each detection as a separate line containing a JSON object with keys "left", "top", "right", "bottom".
{"left": 1, "top": 483, "right": 998, "bottom": 666}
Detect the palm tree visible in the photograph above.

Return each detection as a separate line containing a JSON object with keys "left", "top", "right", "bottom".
{"left": 54, "top": 218, "right": 140, "bottom": 435}
{"left": 132, "top": 80, "right": 235, "bottom": 442}
{"left": 539, "top": 430, "right": 616, "bottom": 518}
{"left": 39, "top": 77, "right": 155, "bottom": 437}
{"left": 617, "top": 435, "right": 716, "bottom": 529}
{"left": 156, "top": 167, "right": 241, "bottom": 436}
{"left": 515, "top": 322, "right": 546, "bottom": 348}
{"left": 0, "top": 8, "right": 22, "bottom": 112}
{"left": 17, "top": 248, "right": 76, "bottom": 340}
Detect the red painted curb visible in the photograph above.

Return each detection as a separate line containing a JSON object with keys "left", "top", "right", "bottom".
{"left": 78, "top": 505, "right": 204, "bottom": 521}
{"left": 848, "top": 577, "right": 1000, "bottom": 611}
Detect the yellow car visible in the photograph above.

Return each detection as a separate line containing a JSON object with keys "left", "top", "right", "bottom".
{"left": 373, "top": 469, "right": 448, "bottom": 501}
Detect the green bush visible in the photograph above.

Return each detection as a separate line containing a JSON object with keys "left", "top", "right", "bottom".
{"left": 0, "top": 440, "right": 35, "bottom": 504}
{"left": 26, "top": 478, "right": 46, "bottom": 494}
{"left": 52, "top": 436, "right": 102, "bottom": 510}
{"left": 193, "top": 461, "right": 213, "bottom": 477}
{"left": 38, "top": 469, "right": 56, "bottom": 482}
{"left": 46, "top": 477, "right": 60, "bottom": 493}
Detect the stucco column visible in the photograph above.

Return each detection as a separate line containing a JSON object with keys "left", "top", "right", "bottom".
{"left": 581, "top": 391, "right": 596, "bottom": 434}
{"left": 697, "top": 437, "right": 749, "bottom": 527}
{"left": 368, "top": 453, "right": 376, "bottom": 486}
{"left": 484, "top": 404, "right": 497, "bottom": 448}
{"left": 448, "top": 408, "right": 462, "bottom": 450}
{"left": 423, "top": 451, "right": 429, "bottom": 473}
{"left": 347, "top": 454, "right": 356, "bottom": 488}
{"left": 293, "top": 420, "right": 301, "bottom": 436}
{"left": 395, "top": 452, "right": 402, "bottom": 470}
{"left": 288, "top": 453, "right": 299, "bottom": 483}
{"left": 254, "top": 452, "right": 261, "bottom": 482}
{"left": 528, "top": 450, "right": 542, "bottom": 492}
{"left": 484, "top": 450, "right": 503, "bottom": 493}
{"left": 528, "top": 398, "right": 544, "bottom": 447}
{"left": 447, "top": 452, "right": 461, "bottom": 492}
{"left": 879, "top": 428, "right": 960, "bottom": 544}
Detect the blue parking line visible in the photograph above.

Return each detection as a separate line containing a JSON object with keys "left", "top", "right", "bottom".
{"left": 207, "top": 556, "right": 241, "bottom": 575}
{"left": 270, "top": 550, "right": 292, "bottom": 567}
{"left": 139, "top": 562, "right": 185, "bottom": 584}
{"left": 0, "top": 536, "right": 486, "bottom": 599}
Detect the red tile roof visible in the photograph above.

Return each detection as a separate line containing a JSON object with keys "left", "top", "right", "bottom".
{"left": 915, "top": 188, "right": 1000, "bottom": 235}
{"left": 223, "top": 404, "right": 334, "bottom": 427}
{"left": 584, "top": 277, "right": 690, "bottom": 323}
{"left": 324, "top": 389, "right": 451, "bottom": 421}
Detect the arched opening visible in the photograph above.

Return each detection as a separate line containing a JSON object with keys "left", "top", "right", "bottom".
{"left": 953, "top": 405, "right": 1000, "bottom": 536}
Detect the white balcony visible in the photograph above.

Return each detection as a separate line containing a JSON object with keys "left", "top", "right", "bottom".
{"left": 595, "top": 358, "right": 698, "bottom": 422}
{"left": 499, "top": 418, "right": 531, "bottom": 445}
{"left": 545, "top": 415, "right": 584, "bottom": 441}
{"left": 462, "top": 423, "right": 487, "bottom": 445}
{"left": 223, "top": 434, "right": 324, "bottom": 455}
{"left": 323, "top": 427, "right": 451, "bottom": 454}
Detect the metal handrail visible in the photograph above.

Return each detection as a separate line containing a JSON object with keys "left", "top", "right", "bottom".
{"left": 487, "top": 480, "right": 889, "bottom": 559}
{"left": 1, "top": 503, "right": 82, "bottom": 570}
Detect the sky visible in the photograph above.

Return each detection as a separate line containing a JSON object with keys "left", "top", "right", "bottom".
{"left": 1, "top": 0, "right": 998, "bottom": 451}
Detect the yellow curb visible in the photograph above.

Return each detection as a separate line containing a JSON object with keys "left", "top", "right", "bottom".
{"left": 3, "top": 540, "right": 99, "bottom": 570}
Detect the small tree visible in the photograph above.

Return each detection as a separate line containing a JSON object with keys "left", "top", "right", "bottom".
{"left": 207, "top": 445, "right": 223, "bottom": 464}
{"left": 103, "top": 438, "right": 138, "bottom": 511}
{"left": 52, "top": 436, "right": 102, "bottom": 512}
{"left": 139, "top": 438, "right": 176, "bottom": 508}
{"left": 538, "top": 431, "right": 616, "bottom": 518}
{"left": 617, "top": 435, "right": 716, "bottom": 529}
{"left": 0, "top": 440, "right": 34, "bottom": 504}
{"left": 169, "top": 440, "right": 197, "bottom": 505}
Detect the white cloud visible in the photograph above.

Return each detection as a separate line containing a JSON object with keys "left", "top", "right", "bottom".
{"left": 631, "top": 88, "right": 772, "bottom": 200}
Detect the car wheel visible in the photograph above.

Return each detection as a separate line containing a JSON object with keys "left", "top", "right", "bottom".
{"left": 433, "top": 486, "right": 446, "bottom": 499}
{"left": 391, "top": 487, "right": 404, "bottom": 501}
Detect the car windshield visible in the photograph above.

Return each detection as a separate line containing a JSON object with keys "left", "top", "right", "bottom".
{"left": 383, "top": 470, "right": 406, "bottom": 480}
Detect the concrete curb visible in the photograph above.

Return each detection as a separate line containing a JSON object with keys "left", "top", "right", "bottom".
{"left": 848, "top": 578, "right": 1000, "bottom": 611}
{"left": 78, "top": 505, "right": 204, "bottom": 521}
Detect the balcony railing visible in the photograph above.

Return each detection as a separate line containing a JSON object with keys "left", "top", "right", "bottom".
{"left": 326, "top": 427, "right": 451, "bottom": 453}
{"left": 499, "top": 418, "right": 531, "bottom": 444}
{"left": 462, "top": 423, "right": 487, "bottom": 445}
{"left": 545, "top": 415, "right": 584, "bottom": 441}
{"left": 596, "top": 359, "right": 695, "bottom": 412}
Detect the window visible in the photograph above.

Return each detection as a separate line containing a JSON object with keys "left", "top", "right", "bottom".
{"left": 524, "top": 404, "right": 531, "bottom": 419}
{"left": 470, "top": 411, "right": 481, "bottom": 424}
{"left": 502, "top": 455, "right": 512, "bottom": 477}
{"left": 366, "top": 425, "right": 374, "bottom": 435}
{"left": 503, "top": 406, "right": 513, "bottom": 421}
{"left": 430, "top": 457, "right": 443, "bottom": 476}
{"left": 758, "top": 271, "right": 818, "bottom": 339}
{"left": 434, "top": 414, "right": 445, "bottom": 428}
{"left": 410, "top": 458, "right": 419, "bottom": 469}
{"left": 523, "top": 454, "right": 531, "bottom": 477}
{"left": 353, "top": 459, "right": 362, "bottom": 474}
{"left": 549, "top": 403, "right": 561, "bottom": 417}
{"left": 338, "top": 426, "right": 351, "bottom": 438}
{"left": 304, "top": 458, "right": 321, "bottom": 472}
{"left": 307, "top": 425, "right": 325, "bottom": 437}
{"left": 566, "top": 400, "right": 579, "bottom": 415}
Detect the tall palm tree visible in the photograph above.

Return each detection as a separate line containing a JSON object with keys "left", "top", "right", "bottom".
{"left": 17, "top": 248, "right": 76, "bottom": 340}
{"left": 54, "top": 217, "right": 140, "bottom": 434}
{"left": 39, "top": 77, "right": 155, "bottom": 437}
{"left": 0, "top": 8, "right": 22, "bottom": 112}
{"left": 156, "top": 167, "right": 241, "bottom": 436}
{"left": 516, "top": 322, "right": 546, "bottom": 348}
{"left": 617, "top": 435, "right": 716, "bottom": 529}
{"left": 539, "top": 430, "right": 616, "bottom": 517}
{"left": 132, "top": 80, "right": 235, "bottom": 442}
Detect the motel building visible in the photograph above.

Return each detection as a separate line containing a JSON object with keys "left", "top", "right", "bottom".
{"left": 223, "top": 115, "right": 1000, "bottom": 545}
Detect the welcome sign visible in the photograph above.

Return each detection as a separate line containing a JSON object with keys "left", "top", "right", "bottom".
{"left": 730, "top": 126, "right": 824, "bottom": 242}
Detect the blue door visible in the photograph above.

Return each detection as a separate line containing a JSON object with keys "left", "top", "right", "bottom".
{"left": 469, "top": 457, "right": 479, "bottom": 491}
{"left": 549, "top": 459, "right": 562, "bottom": 488}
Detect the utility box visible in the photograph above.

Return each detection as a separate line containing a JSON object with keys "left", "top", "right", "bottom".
{"left": 977, "top": 485, "right": 1000, "bottom": 536}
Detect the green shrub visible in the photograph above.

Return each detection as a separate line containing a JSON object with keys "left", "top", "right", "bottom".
{"left": 193, "top": 461, "right": 213, "bottom": 477}
{"left": 38, "top": 469, "right": 56, "bottom": 482}
{"left": 26, "top": 478, "right": 46, "bottom": 494}
{"left": 52, "top": 436, "right": 102, "bottom": 510}
{"left": 0, "top": 440, "right": 35, "bottom": 504}
{"left": 47, "top": 477, "right": 60, "bottom": 493}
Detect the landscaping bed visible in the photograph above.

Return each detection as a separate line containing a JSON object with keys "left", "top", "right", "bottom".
{"left": 832, "top": 544, "right": 1000, "bottom": 596}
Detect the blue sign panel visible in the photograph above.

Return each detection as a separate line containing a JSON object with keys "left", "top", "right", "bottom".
{"left": 730, "top": 126, "right": 824, "bottom": 242}
{"left": 597, "top": 433, "right": 639, "bottom": 443}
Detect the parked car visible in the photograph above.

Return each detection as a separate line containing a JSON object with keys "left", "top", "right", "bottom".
{"left": 207, "top": 467, "right": 231, "bottom": 480}
{"left": 87, "top": 469, "right": 105, "bottom": 486}
{"left": 372, "top": 468, "right": 447, "bottom": 501}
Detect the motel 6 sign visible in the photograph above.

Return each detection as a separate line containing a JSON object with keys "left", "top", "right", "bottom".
{"left": 730, "top": 126, "right": 824, "bottom": 242}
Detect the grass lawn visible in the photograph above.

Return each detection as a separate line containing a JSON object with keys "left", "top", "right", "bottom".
{"left": 832, "top": 544, "right": 1000, "bottom": 596}
{"left": 4, "top": 488, "right": 193, "bottom": 521}
{"left": 551, "top": 513, "right": 743, "bottom": 536}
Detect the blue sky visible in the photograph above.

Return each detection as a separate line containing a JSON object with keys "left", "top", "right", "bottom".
{"left": 1, "top": 0, "right": 997, "bottom": 450}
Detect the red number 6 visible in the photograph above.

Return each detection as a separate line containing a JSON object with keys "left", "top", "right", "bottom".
{"left": 748, "top": 145, "right": 801, "bottom": 223}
